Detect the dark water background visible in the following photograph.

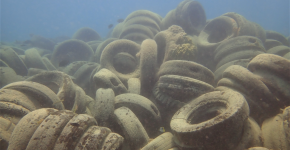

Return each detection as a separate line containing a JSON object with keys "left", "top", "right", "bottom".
{"left": 1, "top": 0, "right": 289, "bottom": 42}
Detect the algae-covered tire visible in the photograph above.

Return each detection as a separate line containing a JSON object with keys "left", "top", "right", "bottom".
{"left": 24, "top": 48, "right": 47, "bottom": 70}
{"left": 120, "top": 24, "right": 154, "bottom": 39}
{"left": 0, "top": 100, "right": 30, "bottom": 118}
{"left": 72, "top": 62, "right": 100, "bottom": 95}
{"left": 72, "top": 85, "right": 93, "bottom": 114}
{"left": 197, "top": 16, "right": 238, "bottom": 52}
{"left": 25, "top": 110, "right": 75, "bottom": 150}
{"left": 284, "top": 52, "right": 290, "bottom": 60}
{"left": 101, "top": 132, "right": 124, "bottom": 150}
{"left": 216, "top": 50, "right": 264, "bottom": 70}
{"left": 223, "top": 12, "right": 266, "bottom": 42}
{"left": 214, "top": 59, "right": 250, "bottom": 85}
{"left": 8, "top": 108, "right": 123, "bottom": 150}
{"left": 157, "top": 60, "right": 214, "bottom": 85}
{"left": 26, "top": 68, "right": 47, "bottom": 76}
{"left": 42, "top": 57, "right": 56, "bottom": 71}
{"left": 0, "top": 59, "right": 9, "bottom": 67}
{"left": 127, "top": 78, "right": 141, "bottom": 94}
{"left": 75, "top": 126, "right": 111, "bottom": 150}
{"left": 93, "top": 68, "right": 128, "bottom": 96}
{"left": 0, "top": 117, "right": 15, "bottom": 150}
{"left": 3, "top": 46, "right": 25, "bottom": 55}
{"left": 0, "top": 89, "right": 37, "bottom": 111}
{"left": 175, "top": 0, "right": 206, "bottom": 35}
{"left": 218, "top": 65, "right": 280, "bottom": 123}
{"left": 234, "top": 117, "right": 262, "bottom": 149}
{"left": 161, "top": 0, "right": 206, "bottom": 36}
{"left": 157, "top": 75, "right": 214, "bottom": 102}
{"left": 7, "top": 108, "right": 58, "bottom": 150}
{"left": 92, "top": 38, "right": 118, "bottom": 63}
{"left": 154, "top": 25, "right": 187, "bottom": 67}
{"left": 248, "top": 54, "right": 290, "bottom": 80}
{"left": 267, "top": 45, "right": 290, "bottom": 57}
{"left": 51, "top": 39, "right": 93, "bottom": 68}
{"left": 72, "top": 27, "right": 101, "bottom": 42}
{"left": 53, "top": 114, "right": 97, "bottom": 150}
{"left": 266, "top": 30, "right": 289, "bottom": 46}
{"left": 124, "top": 16, "right": 160, "bottom": 35}
{"left": 124, "top": 10, "right": 162, "bottom": 27}
{"left": 170, "top": 90, "right": 249, "bottom": 149}
{"left": 261, "top": 114, "right": 288, "bottom": 150}
{"left": 140, "top": 132, "right": 176, "bottom": 150}
{"left": 100, "top": 39, "right": 141, "bottom": 83}
{"left": 153, "top": 83, "right": 185, "bottom": 110}
{"left": 88, "top": 88, "right": 115, "bottom": 127}
{"left": 0, "top": 67, "right": 23, "bottom": 88}
{"left": 113, "top": 107, "right": 149, "bottom": 150}
{"left": 114, "top": 93, "right": 161, "bottom": 136}
{"left": 123, "top": 10, "right": 162, "bottom": 34}
{"left": 87, "top": 40, "right": 102, "bottom": 52}
{"left": 139, "top": 39, "right": 158, "bottom": 96}
{"left": 0, "top": 96, "right": 31, "bottom": 125}
{"left": 110, "top": 22, "right": 124, "bottom": 38}
{"left": 62, "top": 61, "right": 88, "bottom": 76}
{"left": 264, "top": 39, "right": 282, "bottom": 50}
{"left": 121, "top": 10, "right": 161, "bottom": 44}
{"left": 283, "top": 106, "right": 290, "bottom": 144}
{"left": 0, "top": 47, "right": 28, "bottom": 76}
{"left": 2, "top": 81, "right": 65, "bottom": 110}
{"left": 26, "top": 71, "right": 76, "bottom": 110}
{"left": 247, "top": 54, "right": 290, "bottom": 105}
{"left": 76, "top": 90, "right": 93, "bottom": 115}
{"left": 214, "top": 36, "right": 265, "bottom": 69}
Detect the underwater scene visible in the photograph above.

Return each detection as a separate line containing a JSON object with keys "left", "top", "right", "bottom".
{"left": 0, "top": 0, "right": 290, "bottom": 150}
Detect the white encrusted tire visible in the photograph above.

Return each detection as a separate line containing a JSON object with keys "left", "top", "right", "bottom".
{"left": 170, "top": 90, "right": 249, "bottom": 149}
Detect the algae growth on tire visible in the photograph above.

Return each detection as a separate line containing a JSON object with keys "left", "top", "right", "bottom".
{"left": 0, "top": 0, "right": 289, "bottom": 150}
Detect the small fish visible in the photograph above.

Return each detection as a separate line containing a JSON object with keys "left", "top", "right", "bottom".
{"left": 108, "top": 24, "right": 114, "bottom": 29}
{"left": 117, "top": 18, "right": 124, "bottom": 23}
{"left": 159, "top": 127, "right": 165, "bottom": 133}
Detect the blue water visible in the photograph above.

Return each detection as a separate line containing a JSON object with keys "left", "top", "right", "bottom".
{"left": 1, "top": 0, "right": 289, "bottom": 42}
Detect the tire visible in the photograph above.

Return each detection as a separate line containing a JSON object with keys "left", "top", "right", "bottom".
{"left": 115, "top": 93, "right": 161, "bottom": 137}
{"left": 54, "top": 114, "right": 98, "bottom": 150}
{"left": 88, "top": 88, "right": 115, "bottom": 127}
{"left": 170, "top": 90, "right": 249, "bottom": 149}
{"left": 7, "top": 108, "right": 58, "bottom": 150}
{"left": 2, "top": 81, "right": 65, "bottom": 110}
{"left": 113, "top": 107, "right": 149, "bottom": 150}
{"left": 100, "top": 39, "right": 141, "bottom": 84}
{"left": 141, "top": 132, "right": 176, "bottom": 150}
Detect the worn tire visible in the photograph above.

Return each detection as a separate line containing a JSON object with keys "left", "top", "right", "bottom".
{"left": 170, "top": 90, "right": 249, "bottom": 149}
{"left": 140, "top": 132, "right": 176, "bottom": 150}
{"left": 100, "top": 39, "right": 141, "bottom": 84}
{"left": 115, "top": 93, "right": 161, "bottom": 137}
{"left": 113, "top": 107, "right": 149, "bottom": 150}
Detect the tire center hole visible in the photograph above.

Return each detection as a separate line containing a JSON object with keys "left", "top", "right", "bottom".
{"left": 188, "top": 102, "right": 227, "bottom": 124}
